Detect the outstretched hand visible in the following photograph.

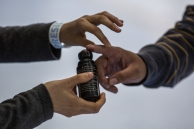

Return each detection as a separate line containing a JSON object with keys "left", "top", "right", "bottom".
{"left": 44, "top": 72, "right": 106, "bottom": 117}
{"left": 59, "top": 11, "right": 123, "bottom": 47}
{"left": 86, "top": 45, "right": 147, "bottom": 93}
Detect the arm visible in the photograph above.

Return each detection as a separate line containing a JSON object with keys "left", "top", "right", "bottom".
{"left": 0, "top": 84, "right": 53, "bottom": 129}
{"left": 138, "top": 5, "right": 194, "bottom": 88}
{"left": 0, "top": 11, "right": 123, "bottom": 63}
{"left": 0, "top": 11, "right": 122, "bottom": 128}
{"left": 0, "top": 73, "right": 106, "bottom": 129}
{"left": 87, "top": 6, "right": 194, "bottom": 93}
{"left": 0, "top": 22, "right": 61, "bottom": 62}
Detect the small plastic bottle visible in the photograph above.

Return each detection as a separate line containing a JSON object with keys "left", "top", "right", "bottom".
{"left": 77, "top": 49, "right": 100, "bottom": 102}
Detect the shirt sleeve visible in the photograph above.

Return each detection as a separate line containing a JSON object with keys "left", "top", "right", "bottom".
{"left": 138, "top": 5, "right": 194, "bottom": 88}
{"left": 0, "top": 84, "right": 53, "bottom": 129}
{"left": 0, "top": 22, "right": 61, "bottom": 63}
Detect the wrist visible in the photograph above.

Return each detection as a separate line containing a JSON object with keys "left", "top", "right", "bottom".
{"left": 137, "top": 54, "right": 148, "bottom": 83}
{"left": 49, "top": 22, "right": 69, "bottom": 48}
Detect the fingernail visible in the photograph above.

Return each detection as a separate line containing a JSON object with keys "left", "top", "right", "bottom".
{"left": 115, "top": 27, "right": 121, "bottom": 31}
{"left": 87, "top": 72, "right": 93, "bottom": 78}
{"left": 106, "top": 85, "right": 110, "bottom": 88}
{"left": 102, "top": 82, "right": 110, "bottom": 89}
{"left": 110, "top": 87, "right": 118, "bottom": 94}
{"left": 119, "top": 20, "right": 123, "bottom": 25}
{"left": 110, "top": 78, "right": 117, "bottom": 85}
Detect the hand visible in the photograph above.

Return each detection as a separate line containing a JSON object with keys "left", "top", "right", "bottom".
{"left": 86, "top": 45, "right": 147, "bottom": 93}
{"left": 44, "top": 72, "right": 106, "bottom": 117}
{"left": 59, "top": 11, "right": 123, "bottom": 47}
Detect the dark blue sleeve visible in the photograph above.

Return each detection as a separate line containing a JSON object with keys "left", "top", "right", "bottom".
{"left": 138, "top": 5, "right": 194, "bottom": 88}
{"left": 0, "top": 22, "right": 61, "bottom": 63}
{"left": 0, "top": 84, "right": 54, "bottom": 129}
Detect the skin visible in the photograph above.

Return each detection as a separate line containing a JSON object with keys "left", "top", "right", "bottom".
{"left": 86, "top": 45, "right": 147, "bottom": 93}
{"left": 44, "top": 72, "right": 106, "bottom": 117}
{"left": 45, "top": 11, "right": 123, "bottom": 117}
{"left": 59, "top": 11, "right": 123, "bottom": 47}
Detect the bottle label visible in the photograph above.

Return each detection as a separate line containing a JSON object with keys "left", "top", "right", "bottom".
{"left": 77, "top": 66, "right": 99, "bottom": 94}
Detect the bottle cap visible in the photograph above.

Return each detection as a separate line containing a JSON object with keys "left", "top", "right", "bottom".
{"left": 78, "top": 49, "right": 93, "bottom": 60}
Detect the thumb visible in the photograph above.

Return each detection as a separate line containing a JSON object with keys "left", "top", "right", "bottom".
{"left": 109, "top": 68, "right": 132, "bottom": 85}
{"left": 68, "top": 72, "right": 94, "bottom": 88}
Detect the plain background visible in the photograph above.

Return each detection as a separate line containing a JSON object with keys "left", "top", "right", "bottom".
{"left": 0, "top": 0, "right": 194, "bottom": 129}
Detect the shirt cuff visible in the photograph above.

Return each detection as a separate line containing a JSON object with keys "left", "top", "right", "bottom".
{"left": 49, "top": 22, "right": 69, "bottom": 49}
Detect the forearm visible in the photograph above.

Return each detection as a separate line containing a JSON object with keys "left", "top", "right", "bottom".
{"left": 0, "top": 84, "right": 53, "bottom": 129}
{"left": 0, "top": 22, "right": 61, "bottom": 62}
{"left": 138, "top": 5, "right": 194, "bottom": 88}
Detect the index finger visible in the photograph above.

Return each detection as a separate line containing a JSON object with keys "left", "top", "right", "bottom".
{"left": 96, "top": 11, "right": 123, "bottom": 27}
{"left": 86, "top": 44, "right": 112, "bottom": 57}
{"left": 80, "top": 19, "right": 111, "bottom": 46}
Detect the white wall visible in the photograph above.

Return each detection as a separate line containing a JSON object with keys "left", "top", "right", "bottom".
{"left": 0, "top": 0, "right": 194, "bottom": 129}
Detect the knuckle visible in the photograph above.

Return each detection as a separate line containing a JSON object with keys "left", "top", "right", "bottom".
{"left": 114, "top": 47, "right": 124, "bottom": 54}
{"left": 133, "top": 65, "right": 140, "bottom": 73}
{"left": 119, "top": 73, "right": 126, "bottom": 81}
{"left": 114, "top": 46, "right": 122, "bottom": 51}
{"left": 81, "top": 15, "right": 89, "bottom": 18}
{"left": 77, "top": 74, "right": 83, "bottom": 80}
{"left": 92, "top": 105, "right": 100, "bottom": 113}
{"left": 94, "top": 107, "right": 100, "bottom": 113}
{"left": 101, "top": 11, "right": 108, "bottom": 15}
{"left": 66, "top": 115, "right": 72, "bottom": 118}
{"left": 92, "top": 26, "right": 100, "bottom": 32}
{"left": 64, "top": 112, "right": 72, "bottom": 118}
{"left": 98, "top": 15, "right": 107, "bottom": 20}
{"left": 109, "top": 23, "right": 116, "bottom": 29}
{"left": 66, "top": 114, "right": 72, "bottom": 118}
{"left": 76, "top": 18, "right": 86, "bottom": 26}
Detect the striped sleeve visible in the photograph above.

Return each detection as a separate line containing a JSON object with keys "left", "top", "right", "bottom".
{"left": 138, "top": 5, "right": 194, "bottom": 88}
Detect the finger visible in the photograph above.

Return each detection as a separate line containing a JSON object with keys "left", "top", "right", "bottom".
{"left": 103, "top": 85, "right": 118, "bottom": 94}
{"left": 85, "top": 15, "right": 121, "bottom": 32}
{"left": 95, "top": 56, "right": 110, "bottom": 89}
{"left": 67, "top": 72, "right": 94, "bottom": 89}
{"left": 95, "top": 92, "right": 106, "bottom": 110}
{"left": 81, "top": 20, "right": 111, "bottom": 46}
{"left": 76, "top": 37, "right": 95, "bottom": 47}
{"left": 86, "top": 44, "right": 112, "bottom": 57}
{"left": 76, "top": 109, "right": 92, "bottom": 115}
{"left": 98, "top": 78, "right": 118, "bottom": 93}
{"left": 73, "top": 86, "right": 77, "bottom": 95}
{"left": 79, "top": 92, "right": 106, "bottom": 113}
{"left": 97, "top": 11, "right": 123, "bottom": 27}
{"left": 109, "top": 67, "right": 135, "bottom": 85}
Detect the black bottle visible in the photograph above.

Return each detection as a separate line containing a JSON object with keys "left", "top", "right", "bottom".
{"left": 77, "top": 49, "right": 100, "bottom": 102}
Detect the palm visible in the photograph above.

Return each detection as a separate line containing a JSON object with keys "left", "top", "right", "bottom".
{"left": 95, "top": 47, "right": 132, "bottom": 90}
